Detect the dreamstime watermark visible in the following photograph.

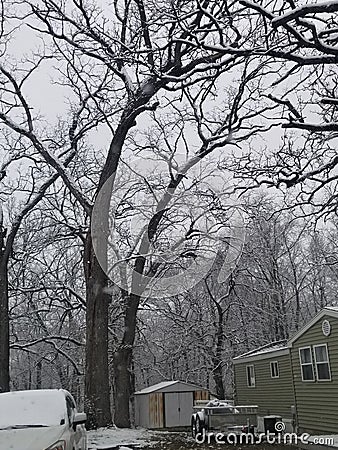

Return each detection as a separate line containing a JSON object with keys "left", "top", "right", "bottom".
{"left": 91, "top": 170, "right": 246, "bottom": 298}
{"left": 195, "top": 422, "right": 335, "bottom": 446}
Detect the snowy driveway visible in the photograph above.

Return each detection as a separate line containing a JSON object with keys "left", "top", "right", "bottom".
{"left": 87, "top": 427, "right": 160, "bottom": 449}
{"left": 87, "top": 428, "right": 299, "bottom": 450}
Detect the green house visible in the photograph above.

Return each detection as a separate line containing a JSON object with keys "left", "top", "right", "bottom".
{"left": 288, "top": 307, "right": 338, "bottom": 435}
{"left": 233, "top": 341, "right": 295, "bottom": 432}
{"left": 233, "top": 306, "right": 338, "bottom": 435}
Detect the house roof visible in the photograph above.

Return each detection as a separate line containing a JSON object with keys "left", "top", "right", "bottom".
{"left": 232, "top": 307, "right": 338, "bottom": 364}
{"left": 233, "top": 340, "right": 288, "bottom": 364}
{"left": 134, "top": 380, "right": 207, "bottom": 395}
{"left": 287, "top": 306, "right": 338, "bottom": 346}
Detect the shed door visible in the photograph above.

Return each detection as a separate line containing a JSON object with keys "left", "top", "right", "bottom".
{"left": 164, "top": 392, "right": 193, "bottom": 427}
{"left": 178, "top": 392, "right": 194, "bottom": 426}
{"left": 149, "top": 393, "right": 164, "bottom": 428}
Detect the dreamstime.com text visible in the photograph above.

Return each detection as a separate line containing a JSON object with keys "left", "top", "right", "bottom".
{"left": 195, "top": 431, "right": 335, "bottom": 446}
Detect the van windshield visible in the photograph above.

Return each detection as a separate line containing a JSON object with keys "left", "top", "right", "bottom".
{"left": 0, "top": 391, "right": 66, "bottom": 429}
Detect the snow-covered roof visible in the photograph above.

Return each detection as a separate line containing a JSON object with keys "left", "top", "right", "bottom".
{"left": 134, "top": 380, "right": 207, "bottom": 395}
{"left": 288, "top": 306, "right": 338, "bottom": 346}
{"left": 233, "top": 340, "right": 288, "bottom": 364}
{"left": 135, "top": 381, "right": 177, "bottom": 394}
{"left": 325, "top": 307, "right": 338, "bottom": 311}
{"left": 233, "top": 307, "right": 338, "bottom": 364}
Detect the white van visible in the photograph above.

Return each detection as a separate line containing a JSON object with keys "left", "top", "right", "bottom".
{"left": 0, "top": 389, "right": 87, "bottom": 450}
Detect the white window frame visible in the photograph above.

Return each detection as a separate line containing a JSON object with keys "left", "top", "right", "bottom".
{"left": 313, "top": 343, "right": 331, "bottom": 382}
{"left": 270, "top": 361, "right": 279, "bottom": 378}
{"left": 299, "top": 346, "right": 315, "bottom": 382}
{"left": 246, "top": 364, "right": 255, "bottom": 387}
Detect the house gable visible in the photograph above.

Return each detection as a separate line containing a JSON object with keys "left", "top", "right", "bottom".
{"left": 289, "top": 312, "right": 338, "bottom": 434}
{"left": 288, "top": 307, "right": 338, "bottom": 347}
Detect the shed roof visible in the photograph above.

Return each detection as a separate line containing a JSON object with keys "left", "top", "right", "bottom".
{"left": 134, "top": 380, "right": 207, "bottom": 395}
{"left": 287, "top": 306, "right": 338, "bottom": 346}
{"left": 233, "top": 340, "right": 288, "bottom": 364}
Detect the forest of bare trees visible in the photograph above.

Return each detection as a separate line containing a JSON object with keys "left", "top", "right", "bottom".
{"left": 1, "top": 0, "right": 338, "bottom": 430}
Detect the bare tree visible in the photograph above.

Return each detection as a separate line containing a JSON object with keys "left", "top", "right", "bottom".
{"left": 229, "top": 1, "right": 338, "bottom": 215}
{"left": 9, "top": 184, "right": 86, "bottom": 401}
{"left": 0, "top": 0, "right": 283, "bottom": 427}
{"left": 130, "top": 196, "right": 338, "bottom": 403}
{"left": 0, "top": 134, "right": 80, "bottom": 392}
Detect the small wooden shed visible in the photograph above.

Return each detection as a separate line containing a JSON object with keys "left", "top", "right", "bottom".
{"left": 134, "top": 380, "right": 209, "bottom": 428}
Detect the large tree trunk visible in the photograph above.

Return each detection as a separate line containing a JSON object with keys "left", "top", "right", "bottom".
{"left": 83, "top": 81, "right": 163, "bottom": 428}
{"left": 84, "top": 233, "right": 112, "bottom": 429}
{"left": 113, "top": 293, "right": 140, "bottom": 428}
{"left": 213, "top": 360, "right": 225, "bottom": 399}
{"left": 111, "top": 170, "right": 199, "bottom": 425}
{"left": 0, "top": 256, "right": 9, "bottom": 393}
{"left": 36, "top": 360, "right": 42, "bottom": 389}
{"left": 213, "top": 317, "right": 225, "bottom": 399}
{"left": 113, "top": 347, "right": 133, "bottom": 428}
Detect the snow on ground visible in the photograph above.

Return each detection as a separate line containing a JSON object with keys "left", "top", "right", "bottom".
{"left": 87, "top": 427, "right": 161, "bottom": 449}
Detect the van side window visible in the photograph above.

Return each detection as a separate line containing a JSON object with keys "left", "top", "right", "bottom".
{"left": 66, "top": 396, "right": 76, "bottom": 425}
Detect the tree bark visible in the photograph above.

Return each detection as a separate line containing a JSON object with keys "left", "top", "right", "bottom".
{"left": 213, "top": 367, "right": 225, "bottom": 400}
{"left": 212, "top": 310, "right": 226, "bottom": 399}
{"left": 84, "top": 233, "right": 112, "bottom": 429}
{"left": 113, "top": 293, "right": 139, "bottom": 428}
{"left": 113, "top": 347, "right": 133, "bottom": 428}
{"left": 0, "top": 256, "right": 9, "bottom": 393}
{"left": 36, "top": 360, "right": 42, "bottom": 389}
{"left": 84, "top": 83, "right": 162, "bottom": 428}
{"left": 213, "top": 329, "right": 226, "bottom": 399}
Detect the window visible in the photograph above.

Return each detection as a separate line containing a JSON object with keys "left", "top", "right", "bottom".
{"left": 270, "top": 361, "right": 279, "bottom": 378}
{"left": 299, "top": 347, "right": 315, "bottom": 381}
{"left": 246, "top": 365, "right": 255, "bottom": 387}
{"left": 314, "top": 344, "right": 331, "bottom": 381}
{"left": 66, "top": 396, "right": 76, "bottom": 425}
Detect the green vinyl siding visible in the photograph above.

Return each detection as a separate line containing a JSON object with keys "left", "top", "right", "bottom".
{"left": 290, "top": 314, "right": 338, "bottom": 434}
{"left": 234, "top": 354, "right": 294, "bottom": 419}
